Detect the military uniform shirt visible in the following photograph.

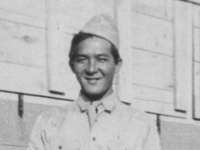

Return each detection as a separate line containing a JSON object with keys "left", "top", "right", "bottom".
{"left": 27, "top": 93, "right": 161, "bottom": 150}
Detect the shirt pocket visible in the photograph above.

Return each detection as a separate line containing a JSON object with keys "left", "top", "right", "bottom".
{"left": 50, "top": 134, "right": 82, "bottom": 150}
{"left": 107, "top": 137, "right": 127, "bottom": 150}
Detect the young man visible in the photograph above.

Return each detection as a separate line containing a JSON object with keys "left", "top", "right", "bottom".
{"left": 27, "top": 14, "right": 160, "bottom": 150}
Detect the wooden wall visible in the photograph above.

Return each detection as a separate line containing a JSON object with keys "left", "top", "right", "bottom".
{"left": 1, "top": 0, "right": 200, "bottom": 149}
{"left": 0, "top": 0, "right": 200, "bottom": 122}
{"left": 0, "top": 0, "right": 48, "bottom": 96}
{"left": 117, "top": 0, "right": 200, "bottom": 124}
{"left": 117, "top": 0, "right": 187, "bottom": 118}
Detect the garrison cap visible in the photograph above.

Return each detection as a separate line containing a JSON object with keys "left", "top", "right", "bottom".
{"left": 80, "top": 14, "right": 119, "bottom": 50}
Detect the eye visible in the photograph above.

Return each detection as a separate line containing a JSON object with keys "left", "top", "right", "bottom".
{"left": 97, "top": 57, "right": 108, "bottom": 62}
{"left": 75, "top": 56, "right": 88, "bottom": 63}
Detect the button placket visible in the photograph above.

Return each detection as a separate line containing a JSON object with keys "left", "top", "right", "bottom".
{"left": 92, "top": 137, "right": 96, "bottom": 141}
{"left": 89, "top": 124, "right": 98, "bottom": 150}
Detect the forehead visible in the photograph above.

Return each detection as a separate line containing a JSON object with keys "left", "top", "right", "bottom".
{"left": 77, "top": 36, "right": 112, "bottom": 55}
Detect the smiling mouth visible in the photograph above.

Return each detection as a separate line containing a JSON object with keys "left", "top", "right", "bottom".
{"left": 85, "top": 77, "right": 101, "bottom": 83}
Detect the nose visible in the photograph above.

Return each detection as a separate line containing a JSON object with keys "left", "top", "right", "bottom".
{"left": 86, "top": 59, "right": 98, "bottom": 74}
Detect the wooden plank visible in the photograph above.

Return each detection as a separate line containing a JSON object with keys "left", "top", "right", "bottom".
{"left": 194, "top": 96, "right": 200, "bottom": 119}
{"left": 63, "top": 0, "right": 114, "bottom": 18}
{"left": 117, "top": 0, "right": 134, "bottom": 103}
{"left": 194, "top": 62, "right": 200, "bottom": 119}
{"left": 132, "top": 99, "right": 185, "bottom": 118}
{"left": 95, "top": 0, "right": 114, "bottom": 17}
{"left": 131, "top": 0, "right": 173, "bottom": 20}
{"left": 160, "top": 115, "right": 200, "bottom": 126}
{"left": 0, "top": 0, "right": 46, "bottom": 20}
{"left": 24, "top": 95, "right": 72, "bottom": 106}
{"left": 131, "top": 48, "right": 174, "bottom": 90}
{"left": 174, "top": 1, "right": 193, "bottom": 111}
{"left": 130, "top": 84, "right": 186, "bottom": 117}
{"left": 193, "top": 4, "right": 200, "bottom": 28}
{"left": 47, "top": 0, "right": 68, "bottom": 94}
{"left": 131, "top": 85, "right": 174, "bottom": 104}
{"left": 194, "top": 28, "right": 200, "bottom": 62}
{"left": 0, "top": 91, "right": 18, "bottom": 101}
{"left": 63, "top": 0, "right": 115, "bottom": 33}
{"left": 194, "top": 62, "right": 200, "bottom": 98}
{"left": 0, "top": 145, "right": 26, "bottom": 150}
{"left": 62, "top": 0, "right": 96, "bottom": 15}
{"left": 47, "top": 27, "right": 80, "bottom": 95}
{"left": 0, "top": 62, "right": 47, "bottom": 95}
{"left": 0, "top": 8, "right": 45, "bottom": 28}
{"left": 0, "top": 62, "right": 79, "bottom": 100}
{"left": 47, "top": 0, "right": 80, "bottom": 96}
{"left": 64, "top": 13, "right": 94, "bottom": 34}
{"left": 63, "top": 0, "right": 97, "bottom": 33}
{"left": 131, "top": 12, "right": 173, "bottom": 56}
{"left": 65, "top": 0, "right": 114, "bottom": 16}
{"left": 0, "top": 20, "right": 46, "bottom": 68}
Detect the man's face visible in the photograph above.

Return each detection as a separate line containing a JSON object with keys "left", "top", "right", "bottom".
{"left": 71, "top": 36, "right": 121, "bottom": 99}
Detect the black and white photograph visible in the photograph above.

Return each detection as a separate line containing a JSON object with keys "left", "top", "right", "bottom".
{"left": 0, "top": 0, "right": 200, "bottom": 150}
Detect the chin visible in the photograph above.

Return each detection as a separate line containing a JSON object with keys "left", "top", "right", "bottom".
{"left": 83, "top": 89, "right": 106, "bottom": 99}
{"left": 86, "top": 90, "right": 103, "bottom": 97}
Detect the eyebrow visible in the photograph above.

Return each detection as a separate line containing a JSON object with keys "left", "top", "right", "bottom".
{"left": 75, "top": 53, "right": 110, "bottom": 57}
{"left": 96, "top": 54, "right": 110, "bottom": 57}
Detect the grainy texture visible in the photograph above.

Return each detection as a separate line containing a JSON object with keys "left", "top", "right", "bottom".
{"left": 161, "top": 121, "right": 200, "bottom": 150}
{"left": 131, "top": 0, "right": 173, "bottom": 20}
{"left": 0, "top": 20, "right": 46, "bottom": 67}
{"left": 1, "top": 0, "right": 200, "bottom": 150}
{"left": 174, "top": 1, "right": 193, "bottom": 111}
{"left": 131, "top": 13, "right": 173, "bottom": 56}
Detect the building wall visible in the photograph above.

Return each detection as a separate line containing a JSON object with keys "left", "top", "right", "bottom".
{"left": 0, "top": 0, "right": 200, "bottom": 149}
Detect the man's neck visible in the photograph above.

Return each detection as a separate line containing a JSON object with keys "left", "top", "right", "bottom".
{"left": 81, "top": 89, "right": 113, "bottom": 102}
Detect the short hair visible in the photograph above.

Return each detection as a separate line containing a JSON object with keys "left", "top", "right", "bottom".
{"left": 69, "top": 32, "right": 121, "bottom": 65}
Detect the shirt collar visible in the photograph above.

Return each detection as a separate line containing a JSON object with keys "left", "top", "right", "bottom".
{"left": 77, "top": 92, "right": 118, "bottom": 112}
{"left": 77, "top": 94, "right": 91, "bottom": 112}
{"left": 101, "top": 92, "right": 118, "bottom": 112}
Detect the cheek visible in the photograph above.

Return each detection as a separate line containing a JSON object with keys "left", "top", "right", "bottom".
{"left": 103, "top": 65, "right": 116, "bottom": 78}
{"left": 73, "top": 64, "right": 86, "bottom": 75}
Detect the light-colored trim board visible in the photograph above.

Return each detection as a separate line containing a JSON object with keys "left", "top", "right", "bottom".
{"left": 174, "top": 1, "right": 193, "bottom": 112}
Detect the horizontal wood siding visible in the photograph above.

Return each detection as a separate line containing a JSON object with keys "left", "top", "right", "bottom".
{"left": 131, "top": 13, "right": 173, "bottom": 56}
{"left": 133, "top": 99, "right": 185, "bottom": 117}
{"left": 0, "top": 62, "right": 46, "bottom": 94}
{"left": 131, "top": 0, "right": 173, "bottom": 21}
{"left": 0, "top": 0, "right": 45, "bottom": 28}
{"left": 123, "top": 0, "right": 179, "bottom": 116}
{"left": 0, "top": 20, "right": 46, "bottom": 67}
{"left": 62, "top": 0, "right": 114, "bottom": 34}
{"left": 0, "top": 0, "right": 46, "bottom": 20}
{"left": 131, "top": 49, "right": 174, "bottom": 91}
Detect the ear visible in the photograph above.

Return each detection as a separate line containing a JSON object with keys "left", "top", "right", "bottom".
{"left": 69, "top": 61, "right": 75, "bottom": 73}
{"left": 115, "top": 59, "right": 122, "bottom": 74}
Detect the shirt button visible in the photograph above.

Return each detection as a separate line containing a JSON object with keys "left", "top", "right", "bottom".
{"left": 58, "top": 145, "right": 62, "bottom": 149}
{"left": 92, "top": 137, "right": 96, "bottom": 141}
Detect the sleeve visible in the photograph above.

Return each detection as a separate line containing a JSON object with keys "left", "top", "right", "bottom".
{"left": 27, "top": 115, "right": 48, "bottom": 150}
{"left": 143, "top": 120, "right": 161, "bottom": 150}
